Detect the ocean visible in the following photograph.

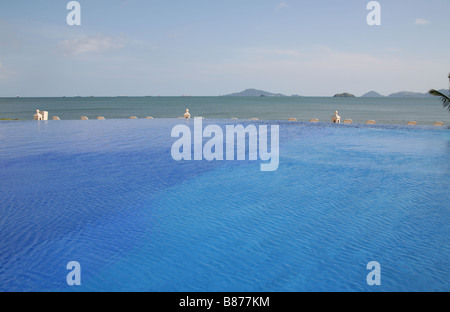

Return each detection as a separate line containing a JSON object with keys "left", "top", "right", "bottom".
{"left": 1, "top": 96, "right": 449, "bottom": 125}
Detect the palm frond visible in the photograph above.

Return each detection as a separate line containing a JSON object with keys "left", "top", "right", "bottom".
{"left": 429, "top": 89, "right": 450, "bottom": 111}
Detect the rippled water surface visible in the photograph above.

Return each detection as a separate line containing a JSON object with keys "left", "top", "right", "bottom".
{"left": 0, "top": 119, "right": 449, "bottom": 291}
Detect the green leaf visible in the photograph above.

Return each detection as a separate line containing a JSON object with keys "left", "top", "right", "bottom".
{"left": 429, "top": 89, "right": 450, "bottom": 111}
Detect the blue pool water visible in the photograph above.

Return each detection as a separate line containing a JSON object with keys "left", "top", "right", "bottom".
{"left": 0, "top": 119, "right": 449, "bottom": 292}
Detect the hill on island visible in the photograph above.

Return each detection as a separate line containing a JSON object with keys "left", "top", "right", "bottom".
{"left": 222, "top": 88, "right": 448, "bottom": 98}
{"left": 224, "top": 89, "right": 286, "bottom": 97}
{"left": 387, "top": 90, "right": 447, "bottom": 98}
{"left": 361, "top": 91, "right": 385, "bottom": 97}
{"left": 360, "top": 89, "right": 448, "bottom": 98}
{"left": 333, "top": 93, "right": 355, "bottom": 98}
{"left": 388, "top": 91, "right": 432, "bottom": 98}
{"left": 361, "top": 89, "right": 449, "bottom": 98}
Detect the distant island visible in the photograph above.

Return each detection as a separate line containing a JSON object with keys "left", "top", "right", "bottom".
{"left": 388, "top": 91, "right": 432, "bottom": 98}
{"left": 334, "top": 93, "right": 355, "bottom": 98}
{"left": 223, "top": 89, "right": 287, "bottom": 97}
{"left": 361, "top": 89, "right": 448, "bottom": 98}
{"left": 361, "top": 91, "right": 384, "bottom": 98}
{"left": 222, "top": 88, "right": 448, "bottom": 98}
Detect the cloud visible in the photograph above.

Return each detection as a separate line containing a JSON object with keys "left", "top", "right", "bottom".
{"left": 415, "top": 18, "right": 430, "bottom": 25}
{"left": 276, "top": 2, "right": 289, "bottom": 11}
{"left": 58, "top": 34, "right": 125, "bottom": 56}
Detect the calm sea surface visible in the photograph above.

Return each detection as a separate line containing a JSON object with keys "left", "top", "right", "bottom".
{"left": 1, "top": 96, "right": 449, "bottom": 125}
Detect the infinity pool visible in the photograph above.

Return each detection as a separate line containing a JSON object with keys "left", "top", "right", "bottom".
{"left": 0, "top": 119, "right": 449, "bottom": 291}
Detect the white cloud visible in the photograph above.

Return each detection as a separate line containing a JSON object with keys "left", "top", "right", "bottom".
{"left": 415, "top": 18, "right": 430, "bottom": 25}
{"left": 58, "top": 34, "right": 125, "bottom": 56}
{"left": 276, "top": 2, "right": 289, "bottom": 11}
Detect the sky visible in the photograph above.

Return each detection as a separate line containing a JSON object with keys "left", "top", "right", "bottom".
{"left": 0, "top": 0, "right": 449, "bottom": 97}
